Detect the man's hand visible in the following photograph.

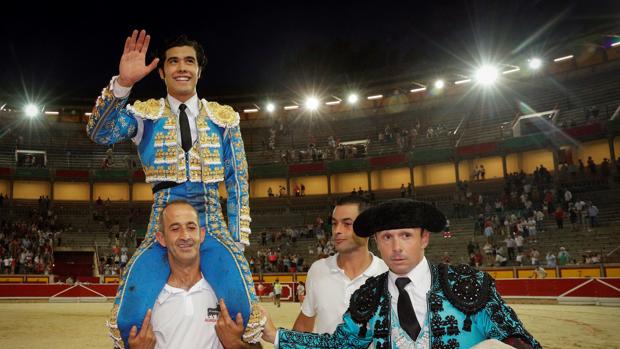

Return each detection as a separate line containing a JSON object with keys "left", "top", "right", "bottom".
{"left": 257, "top": 304, "right": 277, "bottom": 344}
{"left": 128, "top": 309, "right": 156, "bottom": 349}
{"left": 118, "top": 29, "right": 160, "bottom": 88}
{"left": 215, "top": 299, "right": 246, "bottom": 349}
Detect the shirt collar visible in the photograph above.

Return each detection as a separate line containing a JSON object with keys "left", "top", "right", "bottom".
{"left": 388, "top": 256, "right": 431, "bottom": 292}
{"left": 157, "top": 277, "right": 209, "bottom": 304}
{"left": 328, "top": 252, "right": 383, "bottom": 277}
{"left": 167, "top": 94, "right": 199, "bottom": 117}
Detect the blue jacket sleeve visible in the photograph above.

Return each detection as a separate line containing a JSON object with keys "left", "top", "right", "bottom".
{"left": 276, "top": 311, "right": 373, "bottom": 349}
{"left": 86, "top": 80, "right": 137, "bottom": 145}
{"left": 478, "top": 281, "right": 542, "bottom": 349}
{"left": 222, "top": 125, "right": 251, "bottom": 245}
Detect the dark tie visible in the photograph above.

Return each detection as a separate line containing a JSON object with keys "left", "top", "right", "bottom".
{"left": 179, "top": 104, "right": 192, "bottom": 152}
{"left": 396, "top": 277, "right": 421, "bottom": 341}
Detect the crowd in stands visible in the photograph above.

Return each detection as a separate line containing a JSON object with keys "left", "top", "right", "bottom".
{"left": 0, "top": 198, "right": 58, "bottom": 275}
{"left": 249, "top": 248, "right": 307, "bottom": 274}
{"left": 557, "top": 156, "right": 619, "bottom": 179}
{"left": 458, "top": 159, "right": 606, "bottom": 270}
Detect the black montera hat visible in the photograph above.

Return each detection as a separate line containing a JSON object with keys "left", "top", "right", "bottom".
{"left": 353, "top": 199, "right": 447, "bottom": 237}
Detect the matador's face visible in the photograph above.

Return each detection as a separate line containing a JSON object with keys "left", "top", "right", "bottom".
{"left": 159, "top": 45, "right": 201, "bottom": 102}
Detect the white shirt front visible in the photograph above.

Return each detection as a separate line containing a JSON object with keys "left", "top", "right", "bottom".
{"left": 387, "top": 256, "right": 432, "bottom": 341}
{"left": 301, "top": 253, "right": 388, "bottom": 334}
{"left": 111, "top": 76, "right": 199, "bottom": 146}
{"left": 151, "top": 278, "right": 223, "bottom": 349}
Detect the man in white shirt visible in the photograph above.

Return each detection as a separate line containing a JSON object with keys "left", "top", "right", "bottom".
{"left": 262, "top": 199, "right": 540, "bottom": 349}
{"left": 292, "top": 195, "right": 388, "bottom": 334}
{"left": 127, "top": 200, "right": 259, "bottom": 349}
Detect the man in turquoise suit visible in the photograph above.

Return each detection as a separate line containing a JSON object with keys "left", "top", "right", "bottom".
{"left": 262, "top": 199, "right": 541, "bottom": 349}
{"left": 86, "top": 30, "right": 260, "bottom": 348}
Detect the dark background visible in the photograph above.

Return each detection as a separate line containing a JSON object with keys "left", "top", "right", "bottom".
{"left": 0, "top": 1, "right": 618, "bottom": 106}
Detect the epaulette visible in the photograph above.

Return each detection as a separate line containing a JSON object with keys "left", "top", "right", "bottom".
{"left": 348, "top": 272, "right": 388, "bottom": 325}
{"left": 438, "top": 263, "right": 492, "bottom": 331}
{"left": 204, "top": 100, "right": 240, "bottom": 128}
{"left": 126, "top": 98, "right": 166, "bottom": 120}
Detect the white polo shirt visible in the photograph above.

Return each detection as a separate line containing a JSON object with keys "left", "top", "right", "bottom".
{"left": 151, "top": 278, "right": 223, "bottom": 349}
{"left": 301, "top": 253, "right": 388, "bottom": 334}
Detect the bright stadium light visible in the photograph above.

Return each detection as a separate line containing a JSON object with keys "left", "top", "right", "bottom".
{"left": 347, "top": 93, "right": 359, "bottom": 104}
{"left": 305, "top": 96, "right": 320, "bottom": 111}
{"left": 528, "top": 57, "right": 542, "bottom": 70}
{"left": 502, "top": 66, "right": 520, "bottom": 75}
{"left": 24, "top": 104, "right": 40, "bottom": 118}
{"left": 553, "top": 55, "right": 573, "bottom": 62}
{"left": 434, "top": 79, "right": 445, "bottom": 89}
{"left": 266, "top": 103, "right": 276, "bottom": 113}
{"left": 474, "top": 65, "right": 499, "bottom": 86}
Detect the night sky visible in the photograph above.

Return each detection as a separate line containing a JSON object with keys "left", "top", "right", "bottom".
{"left": 0, "top": 1, "right": 618, "bottom": 107}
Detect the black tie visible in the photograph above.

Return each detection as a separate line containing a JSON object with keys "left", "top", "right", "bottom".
{"left": 396, "top": 277, "right": 421, "bottom": 341}
{"left": 178, "top": 104, "right": 192, "bottom": 152}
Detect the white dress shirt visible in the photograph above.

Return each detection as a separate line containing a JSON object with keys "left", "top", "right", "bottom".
{"left": 111, "top": 76, "right": 199, "bottom": 145}
{"left": 301, "top": 252, "right": 388, "bottom": 334}
{"left": 387, "top": 256, "right": 432, "bottom": 336}
{"left": 151, "top": 278, "right": 223, "bottom": 349}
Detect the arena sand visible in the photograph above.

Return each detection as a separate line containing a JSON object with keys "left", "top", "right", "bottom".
{"left": 0, "top": 302, "right": 617, "bottom": 348}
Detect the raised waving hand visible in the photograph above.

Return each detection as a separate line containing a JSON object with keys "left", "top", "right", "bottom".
{"left": 117, "top": 29, "right": 160, "bottom": 88}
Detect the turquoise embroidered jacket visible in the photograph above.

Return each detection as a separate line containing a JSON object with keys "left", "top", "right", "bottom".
{"left": 277, "top": 264, "right": 541, "bottom": 349}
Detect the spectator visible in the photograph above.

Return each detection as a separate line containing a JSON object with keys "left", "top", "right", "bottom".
{"left": 587, "top": 156, "right": 596, "bottom": 174}
{"left": 530, "top": 266, "right": 547, "bottom": 279}
{"left": 273, "top": 279, "right": 282, "bottom": 308}
{"left": 569, "top": 205, "right": 578, "bottom": 231}
{"left": 601, "top": 158, "right": 610, "bottom": 177}
{"left": 529, "top": 248, "right": 541, "bottom": 266}
{"left": 546, "top": 252, "right": 557, "bottom": 267}
{"left": 495, "top": 251, "right": 508, "bottom": 267}
{"left": 515, "top": 252, "right": 526, "bottom": 266}
{"left": 587, "top": 203, "right": 599, "bottom": 229}
{"left": 558, "top": 247, "right": 570, "bottom": 266}
{"left": 554, "top": 207, "right": 565, "bottom": 229}
{"left": 296, "top": 281, "right": 306, "bottom": 303}
{"left": 504, "top": 236, "right": 516, "bottom": 261}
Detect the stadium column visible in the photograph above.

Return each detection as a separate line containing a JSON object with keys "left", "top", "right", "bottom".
{"left": 50, "top": 171, "right": 55, "bottom": 201}
{"left": 366, "top": 171, "right": 371, "bottom": 193}
{"left": 326, "top": 174, "right": 331, "bottom": 196}
{"left": 286, "top": 176, "right": 291, "bottom": 197}
{"left": 88, "top": 171, "right": 94, "bottom": 203}
{"left": 128, "top": 177, "right": 133, "bottom": 203}
{"left": 87, "top": 172, "right": 94, "bottom": 220}
{"left": 501, "top": 155, "right": 508, "bottom": 177}
{"left": 454, "top": 160, "right": 460, "bottom": 183}
{"left": 409, "top": 166, "right": 415, "bottom": 196}
{"left": 609, "top": 137, "right": 617, "bottom": 173}
{"left": 551, "top": 147, "right": 560, "bottom": 178}
{"left": 8, "top": 178, "right": 14, "bottom": 201}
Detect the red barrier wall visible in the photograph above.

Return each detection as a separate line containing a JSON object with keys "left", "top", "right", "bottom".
{"left": 0, "top": 279, "right": 618, "bottom": 300}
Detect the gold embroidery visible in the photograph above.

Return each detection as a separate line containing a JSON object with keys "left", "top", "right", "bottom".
{"left": 128, "top": 99, "right": 165, "bottom": 120}
{"left": 206, "top": 101, "right": 240, "bottom": 128}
